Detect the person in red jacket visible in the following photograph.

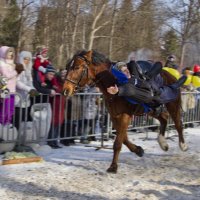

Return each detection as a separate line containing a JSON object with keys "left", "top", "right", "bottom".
{"left": 47, "top": 69, "right": 67, "bottom": 148}
{"left": 33, "top": 47, "right": 57, "bottom": 88}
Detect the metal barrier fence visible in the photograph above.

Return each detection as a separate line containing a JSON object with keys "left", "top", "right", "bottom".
{"left": 0, "top": 91, "right": 200, "bottom": 151}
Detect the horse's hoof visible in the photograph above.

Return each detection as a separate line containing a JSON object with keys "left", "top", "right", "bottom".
{"left": 135, "top": 146, "right": 144, "bottom": 157}
{"left": 158, "top": 135, "right": 169, "bottom": 151}
{"left": 107, "top": 165, "right": 118, "bottom": 173}
{"left": 179, "top": 142, "right": 188, "bottom": 151}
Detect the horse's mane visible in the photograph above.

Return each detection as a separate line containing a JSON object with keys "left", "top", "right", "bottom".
{"left": 91, "top": 50, "right": 111, "bottom": 66}
{"left": 66, "top": 50, "right": 111, "bottom": 70}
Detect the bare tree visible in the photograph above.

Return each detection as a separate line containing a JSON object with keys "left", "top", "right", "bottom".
{"left": 88, "top": 0, "right": 109, "bottom": 50}
{"left": 108, "top": 0, "right": 118, "bottom": 60}
{"left": 163, "top": 0, "right": 200, "bottom": 69}
{"left": 17, "top": 0, "right": 35, "bottom": 53}
{"left": 69, "top": 0, "right": 81, "bottom": 57}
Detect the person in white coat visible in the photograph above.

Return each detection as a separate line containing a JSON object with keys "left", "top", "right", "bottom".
{"left": 15, "top": 51, "right": 38, "bottom": 130}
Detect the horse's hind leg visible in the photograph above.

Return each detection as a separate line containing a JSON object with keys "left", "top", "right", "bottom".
{"left": 155, "top": 111, "right": 170, "bottom": 151}
{"left": 166, "top": 101, "right": 188, "bottom": 151}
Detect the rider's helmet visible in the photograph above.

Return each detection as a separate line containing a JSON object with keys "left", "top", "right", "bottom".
{"left": 193, "top": 64, "right": 200, "bottom": 73}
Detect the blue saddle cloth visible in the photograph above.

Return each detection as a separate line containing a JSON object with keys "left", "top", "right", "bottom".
{"left": 111, "top": 67, "right": 151, "bottom": 113}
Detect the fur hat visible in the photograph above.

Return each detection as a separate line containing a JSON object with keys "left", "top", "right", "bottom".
{"left": 114, "top": 62, "right": 127, "bottom": 71}
{"left": 46, "top": 65, "right": 56, "bottom": 73}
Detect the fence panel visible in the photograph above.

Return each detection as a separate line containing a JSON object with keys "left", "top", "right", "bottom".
{"left": 0, "top": 91, "right": 199, "bottom": 151}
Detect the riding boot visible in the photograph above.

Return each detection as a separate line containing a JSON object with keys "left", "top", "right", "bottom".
{"left": 144, "top": 62, "right": 163, "bottom": 80}
{"left": 169, "top": 75, "right": 187, "bottom": 90}
{"left": 127, "top": 61, "right": 146, "bottom": 80}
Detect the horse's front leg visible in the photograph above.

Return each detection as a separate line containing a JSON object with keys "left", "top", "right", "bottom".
{"left": 123, "top": 134, "right": 144, "bottom": 157}
{"left": 107, "top": 132, "right": 124, "bottom": 173}
{"left": 107, "top": 114, "right": 130, "bottom": 173}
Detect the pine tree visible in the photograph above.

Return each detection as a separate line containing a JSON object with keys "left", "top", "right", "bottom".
{"left": 161, "top": 29, "right": 180, "bottom": 59}
{"left": 0, "top": 0, "right": 20, "bottom": 47}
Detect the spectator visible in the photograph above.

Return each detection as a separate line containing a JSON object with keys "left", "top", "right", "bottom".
{"left": 164, "top": 54, "right": 179, "bottom": 69}
{"left": 33, "top": 47, "right": 57, "bottom": 89}
{"left": 14, "top": 51, "right": 38, "bottom": 130}
{"left": 181, "top": 67, "right": 196, "bottom": 128}
{"left": 33, "top": 65, "right": 57, "bottom": 102}
{"left": 33, "top": 65, "right": 57, "bottom": 147}
{"left": 60, "top": 95, "right": 82, "bottom": 146}
{"left": 0, "top": 46, "right": 19, "bottom": 126}
{"left": 80, "top": 86, "right": 99, "bottom": 144}
{"left": 48, "top": 69, "right": 67, "bottom": 149}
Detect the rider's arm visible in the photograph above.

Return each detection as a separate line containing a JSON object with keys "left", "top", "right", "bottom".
{"left": 107, "top": 83, "right": 136, "bottom": 96}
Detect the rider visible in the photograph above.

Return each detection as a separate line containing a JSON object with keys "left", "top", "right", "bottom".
{"left": 107, "top": 61, "right": 187, "bottom": 106}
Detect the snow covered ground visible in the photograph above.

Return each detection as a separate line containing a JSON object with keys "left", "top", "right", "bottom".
{"left": 0, "top": 127, "right": 200, "bottom": 200}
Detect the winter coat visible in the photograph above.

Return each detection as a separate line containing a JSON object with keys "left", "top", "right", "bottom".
{"left": 50, "top": 77, "right": 66, "bottom": 126}
{"left": 33, "top": 70, "right": 52, "bottom": 95}
{"left": 15, "top": 51, "right": 35, "bottom": 107}
{"left": 33, "top": 55, "right": 50, "bottom": 71}
{"left": 0, "top": 46, "right": 17, "bottom": 93}
{"left": 82, "top": 87, "right": 98, "bottom": 120}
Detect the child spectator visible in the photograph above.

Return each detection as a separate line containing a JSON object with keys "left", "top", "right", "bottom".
{"left": 33, "top": 47, "right": 57, "bottom": 89}
{"left": 0, "top": 46, "right": 18, "bottom": 125}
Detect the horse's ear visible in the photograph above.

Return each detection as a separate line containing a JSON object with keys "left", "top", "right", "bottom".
{"left": 84, "top": 50, "right": 92, "bottom": 62}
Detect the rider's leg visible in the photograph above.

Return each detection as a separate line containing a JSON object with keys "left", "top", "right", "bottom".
{"left": 127, "top": 61, "right": 146, "bottom": 80}
{"left": 118, "top": 84, "right": 155, "bottom": 104}
{"left": 145, "top": 62, "right": 163, "bottom": 80}
{"left": 169, "top": 75, "right": 187, "bottom": 89}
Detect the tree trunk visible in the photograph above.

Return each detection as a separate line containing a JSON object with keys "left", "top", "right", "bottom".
{"left": 108, "top": 0, "right": 118, "bottom": 60}
{"left": 180, "top": 41, "right": 186, "bottom": 71}
{"left": 69, "top": 0, "right": 81, "bottom": 58}
{"left": 88, "top": 3, "right": 107, "bottom": 50}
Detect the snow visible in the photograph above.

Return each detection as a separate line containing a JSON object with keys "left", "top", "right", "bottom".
{"left": 0, "top": 127, "right": 200, "bottom": 200}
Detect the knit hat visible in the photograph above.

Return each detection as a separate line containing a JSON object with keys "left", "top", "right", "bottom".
{"left": 46, "top": 65, "right": 56, "bottom": 73}
{"left": 167, "top": 55, "right": 176, "bottom": 62}
{"left": 113, "top": 61, "right": 127, "bottom": 71}
{"left": 40, "top": 48, "right": 48, "bottom": 55}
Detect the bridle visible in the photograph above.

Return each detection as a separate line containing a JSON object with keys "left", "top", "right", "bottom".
{"left": 65, "top": 55, "right": 93, "bottom": 91}
{"left": 65, "top": 54, "right": 113, "bottom": 93}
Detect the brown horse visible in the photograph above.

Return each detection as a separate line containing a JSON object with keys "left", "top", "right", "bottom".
{"left": 63, "top": 50, "right": 188, "bottom": 173}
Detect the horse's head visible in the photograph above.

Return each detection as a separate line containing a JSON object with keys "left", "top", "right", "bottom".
{"left": 63, "top": 51, "right": 95, "bottom": 96}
